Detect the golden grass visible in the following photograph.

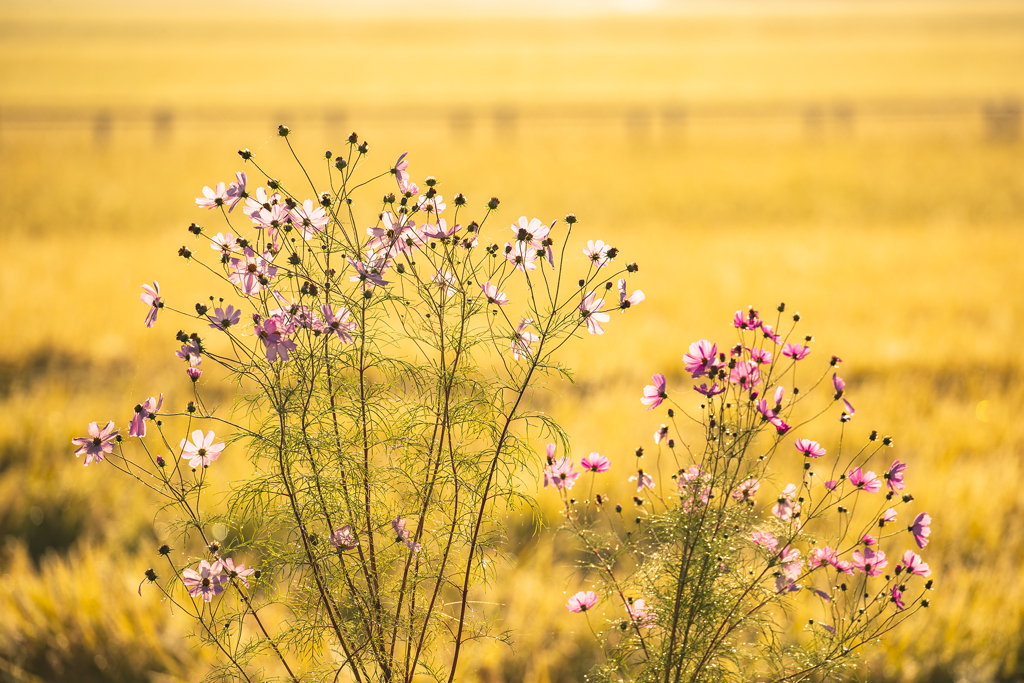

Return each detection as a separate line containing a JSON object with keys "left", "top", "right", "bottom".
{"left": 2, "top": 1, "right": 1024, "bottom": 681}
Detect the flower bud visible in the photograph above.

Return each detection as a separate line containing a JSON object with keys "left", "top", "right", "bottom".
{"left": 454, "top": 193, "right": 467, "bottom": 206}
{"left": 565, "top": 213, "right": 578, "bottom": 225}
{"left": 195, "top": 303, "right": 208, "bottom": 316}
{"left": 277, "top": 125, "right": 290, "bottom": 137}
{"left": 267, "top": 179, "right": 280, "bottom": 190}
{"left": 238, "top": 148, "right": 252, "bottom": 160}
{"left": 335, "top": 157, "right": 348, "bottom": 170}
{"left": 178, "top": 246, "right": 192, "bottom": 259}
{"left": 357, "top": 141, "right": 370, "bottom": 154}
{"left": 487, "top": 197, "right": 500, "bottom": 210}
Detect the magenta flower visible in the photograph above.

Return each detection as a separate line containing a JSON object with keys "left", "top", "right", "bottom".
{"left": 749, "top": 347, "right": 773, "bottom": 364}
{"left": 851, "top": 548, "right": 888, "bottom": 577}
{"left": 511, "top": 318, "right": 540, "bottom": 361}
{"left": 182, "top": 560, "right": 224, "bottom": 602}
{"left": 731, "top": 478, "right": 760, "bottom": 503}
{"left": 897, "top": 550, "right": 931, "bottom": 577}
{"left": 771, "top": 483, "right": 800, "bottom": 523}
{"left": 641, "top": 374, "right": 667, "bottom": 410}
{"left": 140, "top": 281, "right": 163, "bottom": 328}
{"left": 544, "top": 455, "right": 581, "bottom": 490}
{"left": 481, "top": 281, "right": 509, "bottom": 306}
{"left": 729, "top": 360, "right": 761, "bottom": 389}
{"left": 394, "top": 152, "right": 410, "bottom": 186}
{"left": 795, "top": 439, "right": 826, "bottom": 458}
{"left": 579, "top": 291, "right": 610, "bottom": 335}
{"left": 890, "top": 586, "right": 906, "bottom": 611}
{"left": 683, "top": 340, "right": 718, "bottom": 378}
{"left": 751, "top": 530, "right": 778, "bottom": 552}
{"left": 187, "top": 367, "right": 203, "bottom": 382}
{"left": 583, "top": 239, "right": 610, "bottom": 267}
{"left": 392, "top": 517, "right": 422, "bottom": 554}
{"left": 581, "top": 453, "right": 610, "bottom": 473}
{"left": 348, "top": 256, "right": 390, "bottom": 289}
{"left": 654, "top": 424, "right": 668, "bottom": 444}
{"left": 782, "top": 343, "right": 810, "bottom": 361}
{"left": 196, "top": 182, "right": 229, "bottom": 210}
{"left": 229, "top": 248, "right": 278, "bottom": 296}
{"left": 694, "top": 382, "right": 724, "bottom": 397}
{"left": 175, "top": 339, "right": 202, "bottom": 366}
{"left": 885, "top": 460, "right": 907, "bottom": 491}
{"left": 808, "top": 546, "right": 837, "bottom": 569}
{"left": 207, "top": 305, "right": 242, "bottom": 331}
{"left": 566, "top": 591, "right": 598, "bottom": 613}
{"left": 320, "top": 305, "right": 356, "bottom": 343}
{"left": 256, "top": 317, "right": 297, "bottom": 362}
{"left": 629, "top": 469, "right": 655, "bottom": 492}
{"left": 848, "top": 467, "right": 882, "bottom": 493}
{"left": 832, "top": 373, "right": 846, "bottom": 398}
{"left": 291, "top": 199, "right": 329, "bottom": 240}
{"left": 330, "top": 525, "right": 360, "bottom": 551}
{"left": 179, "top": 430, "right": 225, "bottom": 469}
{"left": 129, "top": 394, "right": 163, "bottom": 438}
{"left": 218, "top": 557, "right": 255, "bottom": 587}
{"left": 225, "top": 172, "right": 247, "bottom": 212}
{"left": 617, "top": 279, "right": 644, "bottom": 310}
{"left": 773, "top": 385, "right": 785, "bottom": 406}
{"left": 733, "top": 308, "right": 761, "bottom": 330}
{"left": 72, "top": 421, "right": 119, "bottom": 466}
{"left": 861, "top": 534, "right": 877, "bottom": 546}
{"left": 760, "top": 323, "right": 782, "bottom": 344}
{"left": 627, "top": 599, "right": 653, "bottom": 626}
{"left": 843, "top": 398, "right": 856, "bottom": 417}
{"left": 249, "top": 201, "right": 293, "bottom": 244}
{"left": 882, "top": 507, "right": 898, "bottom": 524}
{"left": 910, "top": 512, "right": 931, "bottom": 548}
{"left": 210, "top": 232, "right": 239, "bottom": 256}
{"left": 756, "top": 400, "right": 790, "bottom": 434}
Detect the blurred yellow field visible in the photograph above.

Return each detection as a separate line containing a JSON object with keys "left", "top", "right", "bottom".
{"left": 2, "top": 1, "right": 1023, "bottom": 681}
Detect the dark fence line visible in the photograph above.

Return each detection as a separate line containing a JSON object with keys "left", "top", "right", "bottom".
{"left": 1, "top": 98, "right": 1020, "bottom": 144}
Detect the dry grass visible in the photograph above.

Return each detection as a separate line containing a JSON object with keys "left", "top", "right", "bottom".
{"left": 1, "top": 1, "right": 1023, "bottom": 681}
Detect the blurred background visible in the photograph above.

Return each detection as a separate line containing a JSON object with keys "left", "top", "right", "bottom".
{"left": 1, "top": 0, "right": 1023, "bottom": 680}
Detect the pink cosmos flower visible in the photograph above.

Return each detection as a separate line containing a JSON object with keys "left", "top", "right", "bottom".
{"left": 249, "top": 201, "right": 292, "bottom": 244}
{"left": 773, "top": 385, "right": 786, "bottom": 407}
{"left": 678, "top": 467, "right": 711, "bottom": 512}
{"left": 180, "top": 429, "right": 225, "bottom": 468}
{"left": 505, "top": 241, "right": 539, "bottom": 272}
{"left": 843, "top": 398, "right": 856, "bottom": 417}
{"left": 579, "top": 291, "right": 610, "bottom": 335}
{"left": 431, "top": 270, "right": 457, "bottom": 297}
{"left": 617, "top": 279, "right": 644, "bottom": 310}
{"left": 885, "top": 460, "right": 907, "bottom": 491}
{"left": 196, "top": 182, "right": 229, "bottom": 210}
{"left": 823, "top": 479, "right": 839, "bottom": 491}
{"left": 734, "top": 308, "right": 761, "bottom": 330}
{"left": 511, "top": 216, "right": 551, "bottom": 249}
{"left": 207, "top": 305, "right": 242, "bottom": 331}
{"left": 291, "top": 199, "right": 329, "bottom": 240}
{"left": 210, "top": 232, "right": 238, "bottom": 256}
{"left": 417, "top": 193, "right": 446, "bottom": 214}
{"left": 782, "top": 343, "right": 810, "bottom": 361}
{"left": 848, "top": 467, "right": 882, "bottom": 493}
{"left": 330, "top": 525, "right": 360, "bottom": 551}
{"left": 832, "top": 373, "right": 845, "bottom": 398}
{"left": 629, "top": 470, "right": 655, "bottom": 492}
{"left": 140, "top": 282, "right": 162, "bottom": 328}
{"left": 882, "top": 507, "right": 898, "bottom": 524}
{"left": 760, "top": 323, "right": 782, "bottom": 344}
{"left": 421, "top": 219, "right": 458, "bottom": 241}
{"left": 225, "top": 172, "right": 247, "bottom": 212}
{"left": 910, "top": 512, "right": 931, "bottom": 548}
{"left": 72, "top": 421, "right": 119, "bottom": 466}
{"left": 175, "top": 339, "right": 202, "bottom": 366}
{"left": 641, "top": 374, "right": 667, "bottom": 410}
{"left": 367, "top": 212, "right": 415, "bottom": 256}
{"left": 321, "top": 304, "right": 356, "bottom": 343}
{"left": 218, "top": 557, "right": 255, "bottom": 587}
{"left": 808, "top": 546, "right": 838, "bottom": 569}
{"left": 771, "top": 483, "right": 801, "bottom": 523}
{"left": 392, "top": 517, "right": 422, "bottom": 553}
{"left": 187, "top": 367, "right": 203, "bottom": 382}
{"left": 683, "top": 340, "right": 718, "bottom": 378}
{"left": 182, "top": 560, "right": 224, "bottom": 602}
{"left": 581, "top": 453, "right": 610, "bottom": 473}
{"left": 512, "top": 318, "right": 540, "bottom": 361}
{"left": 756, "top": 400, "right": 790, "bottom": 434}
{"left": 851, "top": 548, "right": 888, "bottom": 577}
{"left": 861, "top": 534, "right": 877, "bottom": 546}
{"left": 129, "top": 394, "right": 163, "bottom": 438}
{"left": 229, "top": 248, "right": 278, "bottom": 296}
{"left": 583, "top": 240, "right": 611, "bottom": 267}
{"left": 729, "top": 360, "right": 761, "bottom": 389}
{"left": 694, "top": 382, "right": 724, "bottom": 397}
{"left": 749, "top": 347, "right": 773, "bottom": 364}
{"left": 751, "top": 530, "right": 778, "bottom": 552}
{"left": 897, "top": 550, "right": 931, "bottom": 577}
{"left": 481, "top": 281, "right": 509, "bottom": 306}
{"left": 731, "top": 479, "right": 760, "bottom": 503}
{"left": 544, "top": 455, "right": 581, "bottom": 490}
{"left": 242, "top": 187, "right": 282, "bottom": 218}
{"left": 795, "top": 439, "right": 826, "bottom": 458}
{"left": 654, "top": 424, "right": 668, "bottom": 444}
{"left": 348, "top": 256, "right": 390, "bottom": 289}
{"left": 627, "top": 599, "right": 653, "bottom": 626}
{"left": 394, "top": 152, "right": 410, "bottom": 186}
{"left": 566, "top": 591, "right": 598, "bottom": 613}
{"left": 891, "top": 586, "right": 906, "bottom": 611}
{"left": 256, "top": 317, "right": 297, "bottom": 362}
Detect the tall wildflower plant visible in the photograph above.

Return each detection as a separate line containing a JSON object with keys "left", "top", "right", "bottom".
{"left": 549, "top": 306, "right": 935, "bottom": 682}
{"left": 73, "top": 128, "right": 643, "bottom": 681}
